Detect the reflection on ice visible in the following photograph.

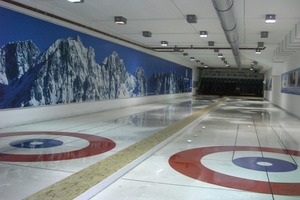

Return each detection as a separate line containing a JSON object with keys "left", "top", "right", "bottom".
{"left": 112, "top": 99, "right": 215, "bottom": 127}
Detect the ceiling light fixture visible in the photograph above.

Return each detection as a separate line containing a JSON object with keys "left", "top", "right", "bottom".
{"left": 257, "top": 42, "right": 264, "bottom": 48}
{"left": 265, "top": 14, "right": 276, "bottom": 24}
{"left": 255, "top": 49, "right": 261, "bottom": 54}
{"left": 218, "top": 53, "right": 223, "bottom": 58}
{"left": 214, "top": 48, "right": 219, "bottom": 53}
{"left": 261, "top": 31, "right": 269, "bottom": 38}
{"left": 183, "top": 53, "right": 188, "bottom": 57}
{"left": 114, "top": 16, "right": 127, "bottom": 25}
{"left": 142, "top": 31, "right": 152, "bottom": 37}
{"left": 200, "top": 31, "right": 208, "bottom": 38}
{"left": 68, "top": 0, "right": 84, "bottom": 2}
{"left": 208, "top": 41, "right": 215, "bottom": 46}
{"left": 161, "top": 41, "right": 168, "bottom": 46}
{"left": 186, "top": 15, "right": 197, "bottom": 23}
{"left": 190, "top": 57, "right": 195, "bottom": 61}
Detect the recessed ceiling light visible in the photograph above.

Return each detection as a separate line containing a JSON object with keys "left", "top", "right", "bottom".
{"left": 142, "top": 31, "right": 152, "bottom": 37}
{"left": 255, "top": 49, "right": 261, "bottom": 54}
{"left": 161, "top": 41, "right": 168, "bottom": 46}
{"left": 261, "top": 31, "right": 269, "bottom": 38}
{"left": 186, "top": 15, "right": 197, "bottom": 23}
{"left": 114, "top": 16, "right": 127, "bottom": 25}
{"left": 265, "top": 14, "right": 276, "bottom": 24}
{"left": 67, "top": 0, "right": 84, "bottom": 3}
{"left": 200, "top": 31, "right": 208, "bottom": 38}
{"left": 208, "top": 41, "right": 215, "bottom": 46}
{"left": 257, "top": 42, "right": 264, "bottom": 47}
{"left": 190, "top": 57, "right": 195, "bottom": 61}
{"left": 218, "top": 53, "right": 223, "bottom": 58}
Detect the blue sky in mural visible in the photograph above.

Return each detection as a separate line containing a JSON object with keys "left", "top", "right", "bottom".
{"left": 0, "top": 7, "right": 190, "bottom": 78}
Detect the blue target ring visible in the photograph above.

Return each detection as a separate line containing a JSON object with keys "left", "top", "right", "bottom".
{"left": 10, "top": 139, "right": 63, "bottom": 149}
{"left": 233, "top": 157, "right": 298, "bottom": 172}
{"left": 0, "top": 132, "right": 116, "bottom": 162}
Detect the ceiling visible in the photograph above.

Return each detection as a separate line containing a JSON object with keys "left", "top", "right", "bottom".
{"left": 2, "top": 0, "right": 300, "bottom": 72}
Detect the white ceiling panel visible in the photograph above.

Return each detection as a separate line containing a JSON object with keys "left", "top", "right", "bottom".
{"left": 3, "top": 0, "right": 300, "bottom": 72}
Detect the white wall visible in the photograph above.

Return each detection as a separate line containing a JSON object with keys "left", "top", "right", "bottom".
{"left": 0, "top": 93, "right": 192, "bottom": 128}
{"left": 264, "top": 50, "right": 300, "bottom": 118}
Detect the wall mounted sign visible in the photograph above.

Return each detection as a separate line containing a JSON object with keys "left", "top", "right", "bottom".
{"left": 281, "top": 67, "right": 300, "bottom": 95}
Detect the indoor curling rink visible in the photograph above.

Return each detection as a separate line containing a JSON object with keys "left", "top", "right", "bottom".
{"left": 1, "top": 96, "right": 300, "bottom": 200}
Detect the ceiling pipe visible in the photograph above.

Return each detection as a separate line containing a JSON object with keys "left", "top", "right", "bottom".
{"left": 212, "top": 0, "right": 241, "bottom": 68}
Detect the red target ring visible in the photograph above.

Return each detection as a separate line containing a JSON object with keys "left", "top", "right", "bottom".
{"left": 0, "top": 131, "right": 116, "bottom": 162}
{"left": 169, "top": 146, "right": 300, "bottom": 195}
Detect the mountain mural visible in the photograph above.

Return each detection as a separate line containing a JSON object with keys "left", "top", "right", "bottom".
{"left": 0, "top": 36, "right": 189, "bottom": 109}
{"left": 148, "top": 71, "right": 185, "bottom": 95}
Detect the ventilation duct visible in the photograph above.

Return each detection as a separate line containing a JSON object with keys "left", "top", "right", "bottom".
{"left": 212, "top": 0, "right": 241, "bottom": 68}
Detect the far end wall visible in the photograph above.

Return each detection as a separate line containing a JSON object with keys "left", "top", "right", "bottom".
{"left": 197, "top": 68, "right": 264, "bottom": 97}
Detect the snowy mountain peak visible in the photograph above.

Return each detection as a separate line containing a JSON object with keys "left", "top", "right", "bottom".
{"left": 0, "top": 35, "right": 185, "bottom": 109}
{"left": 0, "top": 40, "right": 40, "bottom": 85}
